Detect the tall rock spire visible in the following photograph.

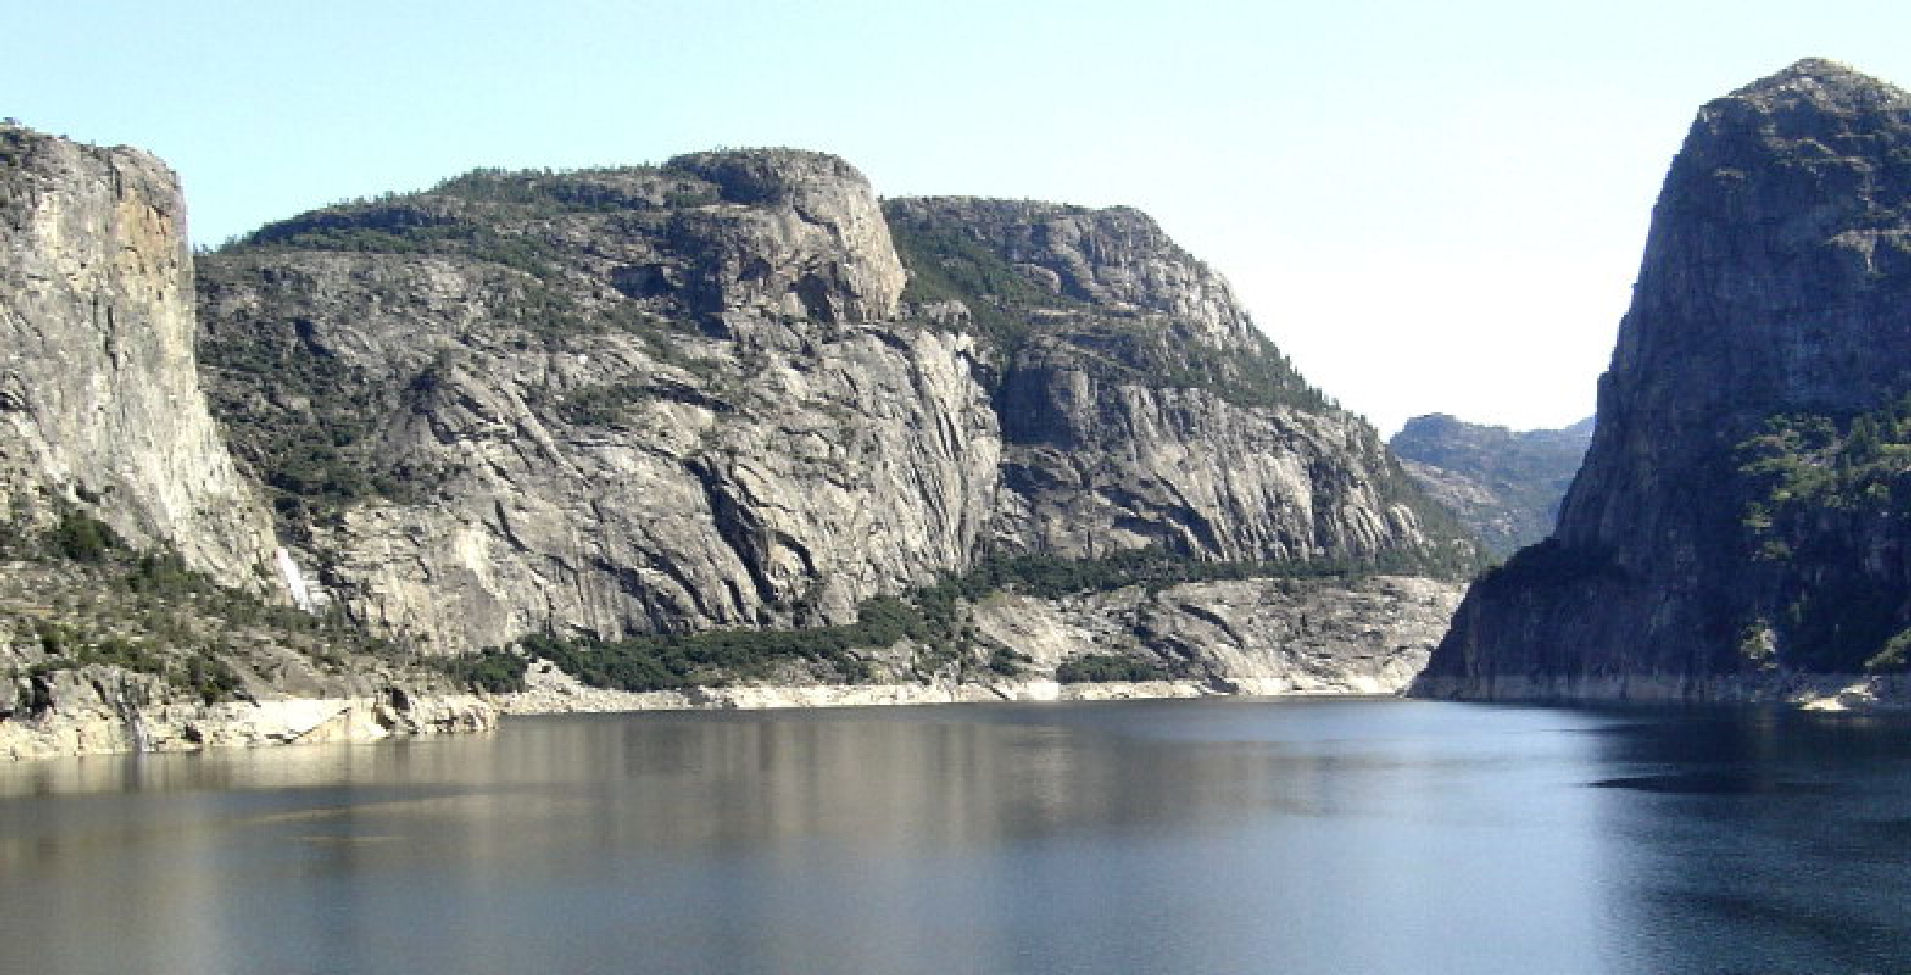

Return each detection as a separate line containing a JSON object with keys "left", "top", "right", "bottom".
{"left": 1418, "top": 60, "right": 1911, "bottom": 699}
{"left": 0, "top": 123, "right": 276, "bottom": 587}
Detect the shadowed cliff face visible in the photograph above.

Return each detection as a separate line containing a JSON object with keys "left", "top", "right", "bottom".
{"left": 196, "top": 156, "right": 1473, "bottom": 654}
{"left": 1420, "top": 60, "right": 1911, "bottom": 699}
{"left": 0, "top": 124, "right": 274, "bottom": 586}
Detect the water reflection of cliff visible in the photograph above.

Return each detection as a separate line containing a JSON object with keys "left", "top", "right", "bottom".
{"left": 1587, "top": 707, "right": 1911, "bottom": 975}
{"left": 21, "top": 702, "right": 1905, "bottom": 973}
{"left": 2, "top": 706, "right": 1391, "bottom": 974}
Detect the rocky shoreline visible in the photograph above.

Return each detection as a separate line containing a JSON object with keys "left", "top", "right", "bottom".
{"left": 1410, "top": 672, "right": 1911, "bottom": 710}
{"left": 494, "top": 657, "right": 1412, "bottom": 717}
{"left": 0, "top": 680, "right": 496, "bottom": 762}
{"left": 12, "top": 665, "right": 1905, "bottom": 764}
{"left": 0, "top": 572, "right": 1473, "bottom": 761}
{"left": 0, "top": 667, "right": 1415, "bottom": 763}
{"left": 501, "top": 664, "right": 1911, "bottom": 717}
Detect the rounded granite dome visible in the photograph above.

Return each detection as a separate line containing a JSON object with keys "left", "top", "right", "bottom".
{"left": 1726, "top": 57, "right": 1911, "bottom": 115}
{"left": 664, "top": 149, "right": 873, "bottom": 206}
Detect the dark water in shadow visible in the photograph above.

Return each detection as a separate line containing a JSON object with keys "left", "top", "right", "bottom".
{"left": 0, "top": 699, "right": 1907, "bottom": 974}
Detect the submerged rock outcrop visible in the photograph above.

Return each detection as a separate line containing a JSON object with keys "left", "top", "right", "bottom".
{"left": 1419, "top": 60, "right": 1911, "bottom": 699}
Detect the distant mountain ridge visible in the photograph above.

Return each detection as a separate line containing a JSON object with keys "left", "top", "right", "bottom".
{"left": 1390, "top": 414, "right": 1593, "bottom": 558}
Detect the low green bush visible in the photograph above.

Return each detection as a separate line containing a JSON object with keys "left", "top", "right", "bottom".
{"left": 1055, "top": 653, "right": 1165, "bottom": 683}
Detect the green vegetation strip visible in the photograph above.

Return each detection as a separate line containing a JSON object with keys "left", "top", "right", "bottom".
{"left": 1735, "top": 397, "right": 1911, "bottom": 673}
{"left": 453, "top": 546, "right": 1463, "bottom": 694}
{"left": 3, "top": 508, "right": 411, "bottom": 703}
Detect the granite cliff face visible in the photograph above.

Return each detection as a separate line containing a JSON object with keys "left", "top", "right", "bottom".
{"left": 199, "top": 155, "right": 998, "bottom": 651}
{"left": 888, "top": 198, "right": 1442, "bottom": 566}
{"left": 1391, "top": 413, "right": 1593, "bottom": 558}
{"left": 198, "top": 156, "right": 1474, "bottom": 659}
{"left": 0, "top": 124, "right": 496, "bottom": 757}
{"left": 0, "top": 121, "right": 1473, "bottom": 742}
{"left": 1420, "top": 60, "right": 1911, "bottom": 699}
{"left": 0, "top": 124, "right": 273, "bottom": 584}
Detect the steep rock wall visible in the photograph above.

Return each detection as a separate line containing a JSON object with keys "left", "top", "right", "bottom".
{"left": 200, "top": 154, "right": 1000, "bottom": 652}
{"left": 888, "top": 197, "right": 1463, "bottom": 569}
{"left": 0, "top": 127, "right": 505, "bottom": 760}
{"left": 993, "top": 360, "right": 1429, "bottom": 562}
{"left": 665, "top": 150, "right": 907, "bottom": 325}
{"left": 885, "top": 197, "right": 1257, "bottom": 350}
{"left": 0, "top": 124, "right": 273, "bottom": 584}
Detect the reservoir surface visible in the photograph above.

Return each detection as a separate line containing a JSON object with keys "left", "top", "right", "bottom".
{"left": 1, "top": 698, "right": 1907, "bottom": 974}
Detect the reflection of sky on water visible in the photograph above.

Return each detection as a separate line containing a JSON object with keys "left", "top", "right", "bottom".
{"left": 0, "top": 701, "right": 1908, "bottom": 973}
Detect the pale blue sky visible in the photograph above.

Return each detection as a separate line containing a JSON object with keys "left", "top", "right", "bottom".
{"left": 15, "top": 1, "right": 1911, "bottom": 434}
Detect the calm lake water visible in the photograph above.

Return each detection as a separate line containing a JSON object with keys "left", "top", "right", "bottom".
{"left": 1, "top": 699, "right": 1908, "bottom": 974}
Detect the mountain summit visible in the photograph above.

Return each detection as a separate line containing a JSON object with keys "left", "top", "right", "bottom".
{"left": 1727, "top": 57, "right": 1911, "bottom": 112}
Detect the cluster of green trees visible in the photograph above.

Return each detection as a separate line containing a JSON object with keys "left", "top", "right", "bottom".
{"left": 433, "top": 164, "right": 732, "bottom": 214}
{"left": 514, "top": 619, "right": 872, "bottom": 693}
{"left": 194, "top": 310, "right": 446, "bottom": 526}
{"left": 29, "top": 618, "right": 243, "bottom": 704}
{"left": 2, "top": 505, "right": 409, "bottom": 702}
{"left": 1150, "top": 329, "right": 1335, "bottom": 414}
{"left": 1734, "top": 398, "right": 1911, "bottom": 672}
{"left": 48, "top": 509, "right": 120, "bottom": 562}
{"left": 506, "top": 583, "right": 996, "bottom": 694}
{"left": 1, "top": 508, "right": 124, "bottom": 565}
{"left": 545, "top": 382, "right": 654, "bottom": 428}
{"left": 428, "top": 646, "right": 528, "bottom": 694}
{"left": 223, "top": 164, "right": 730, "bottom": 277}
{"left": 1055, "top": 653, "right": 1166, "bottom": 683}
{"left": 229, "top": 203, "right": 563, "bottom": 278}
{"left": 1738, "top": 401, "right": 1911, "bottom": 549}
{"left": 432, "top": 168, "right": 663, "bottom": 213}
{"left": 886, "top": 213, "right": 1080, "bottom": 351}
